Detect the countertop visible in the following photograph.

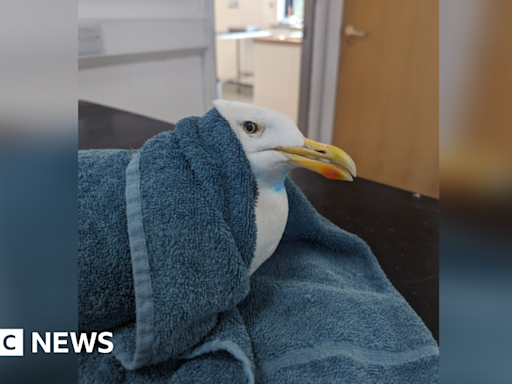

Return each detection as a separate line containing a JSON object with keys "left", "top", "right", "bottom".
{"left": 79, "top": 101, "right": 439, "bottom": 341}
{"left": 253, "top": 36, "right": 302, "bottom": 45}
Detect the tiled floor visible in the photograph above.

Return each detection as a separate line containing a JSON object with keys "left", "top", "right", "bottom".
{"left": 220, "top": 83, "right": 254, "bottom": 104}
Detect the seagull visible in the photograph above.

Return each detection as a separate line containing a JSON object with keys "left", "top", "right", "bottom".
{"left": 213, "top": 100, "right": 357, "bottom": 275}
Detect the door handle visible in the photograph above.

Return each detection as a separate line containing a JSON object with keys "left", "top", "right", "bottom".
{"left": 344, "top": 25, "right": 366, "bottom": 38}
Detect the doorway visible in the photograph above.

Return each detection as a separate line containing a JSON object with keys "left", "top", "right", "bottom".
{"left": 213, "top": 0, "right": 305, "bottom": 124}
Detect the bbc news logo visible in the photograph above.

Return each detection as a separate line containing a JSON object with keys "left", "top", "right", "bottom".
{"left": 0, "top": 329, "right": 23, "bottom": 356}
{"left": 0, "top": 329, "right": 113, "bottom": 356}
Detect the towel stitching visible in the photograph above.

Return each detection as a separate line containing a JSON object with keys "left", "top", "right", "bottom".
{"left": 121, "top": 152, "right": 156, "bottom": 369}
{"left": 261, "top": 342, "right": 439, "bottom": 377}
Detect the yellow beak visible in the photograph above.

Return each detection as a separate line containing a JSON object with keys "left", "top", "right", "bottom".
{"left": 275, "top": 138, "right": 357, "bottom": 181}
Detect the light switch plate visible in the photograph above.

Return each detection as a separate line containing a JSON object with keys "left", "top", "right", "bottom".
{"left": 79, "top": 21, "right": 103, "bottom": 56}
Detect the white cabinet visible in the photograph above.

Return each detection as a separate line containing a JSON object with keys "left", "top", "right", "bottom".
{"left": 253, "top": 37, "right": 302, "bottom": 123}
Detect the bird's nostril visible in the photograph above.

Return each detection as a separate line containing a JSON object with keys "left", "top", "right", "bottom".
{"left": 316, "top": 150, "right": 327, "bottom": 154}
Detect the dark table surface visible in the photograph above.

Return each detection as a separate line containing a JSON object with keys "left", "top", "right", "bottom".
{"left": 79, "top": 101, "right": 439, "bottom": 342}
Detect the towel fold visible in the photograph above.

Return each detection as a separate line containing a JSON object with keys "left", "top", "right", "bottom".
{"left": 78, "top": 108, "right": 438, "bottom": 383}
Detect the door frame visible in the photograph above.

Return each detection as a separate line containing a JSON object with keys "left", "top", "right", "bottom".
{"left": 298, "top": 0, "right": 345, "bottom": 143}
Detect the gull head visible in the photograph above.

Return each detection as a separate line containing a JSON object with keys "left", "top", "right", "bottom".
{"left": 213, "top": 100, "right": 356, "bottom": 188}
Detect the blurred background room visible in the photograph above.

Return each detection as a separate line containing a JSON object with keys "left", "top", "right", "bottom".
{"left": 78, "top": 0, "right": 439, "bottom": 198}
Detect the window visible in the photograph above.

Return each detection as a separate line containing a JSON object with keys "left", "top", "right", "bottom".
{"left": 277, "top": 0, "right": 304, "bottom": 26}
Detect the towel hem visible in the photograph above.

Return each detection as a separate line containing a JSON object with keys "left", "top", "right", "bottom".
{"left": 121, "top": 152, "right": 156, "bottom": 370}
{"left": 261, "top": 342, "right": 439, "bottom": 377}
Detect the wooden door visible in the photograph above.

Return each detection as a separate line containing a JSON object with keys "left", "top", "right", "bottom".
{"left": 333, "top": 0, "right": 439, "bottom": 197}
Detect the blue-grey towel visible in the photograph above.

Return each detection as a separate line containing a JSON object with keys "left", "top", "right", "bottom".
{"left": 78, "top": 108, "right": 439, "bottom": 383}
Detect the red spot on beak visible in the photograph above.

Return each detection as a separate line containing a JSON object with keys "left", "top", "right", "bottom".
{"left": 323, "top": 167, "right": 342, "bottom": 179}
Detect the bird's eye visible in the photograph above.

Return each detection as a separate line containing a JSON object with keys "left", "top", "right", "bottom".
{"left": 242, "top": 121, "right": 261, "bottom": 135}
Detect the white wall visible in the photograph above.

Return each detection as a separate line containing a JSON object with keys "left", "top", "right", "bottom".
{"left": 80, "top": 55, "right": 205, "bottom": 123}
{"left": 78, "top": 0, "right": 217, "bottom": 124}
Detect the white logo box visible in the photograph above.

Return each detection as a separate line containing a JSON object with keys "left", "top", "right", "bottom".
{"left": 0, "top": 329, "right": 24, "bottom": 356}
